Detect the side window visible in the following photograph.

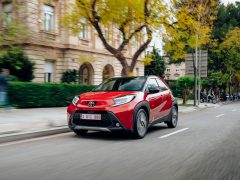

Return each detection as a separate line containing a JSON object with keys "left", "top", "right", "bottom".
{"left": 146, "top": 78, "right": 159, "bottom": 92}
{"left": 156, "top": 79, "right": 168, "bottom": 91}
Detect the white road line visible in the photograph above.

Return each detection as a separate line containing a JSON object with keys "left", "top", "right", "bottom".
{"left": 216, "top": 114, "right": 225, "bottom": 118}
{"left": 159, "top": 128, "right": 189, "bottom": 139}
{"left": 232, "top": 109, "right": 237, "bottom": 112}
{"left": 0, "top": 132, "right": 72, "bottom": 147}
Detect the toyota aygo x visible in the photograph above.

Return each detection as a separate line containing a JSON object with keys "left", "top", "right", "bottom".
{"left": 67, "top": 76, "right": 178, "bottom": 139}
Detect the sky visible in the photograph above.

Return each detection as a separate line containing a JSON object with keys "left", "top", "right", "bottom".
{"left": 221, "top": 0, "right": 238, "bottom": 5}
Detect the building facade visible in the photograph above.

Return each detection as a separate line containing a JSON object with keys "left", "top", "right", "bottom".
{"left": 0, "top": 0, "right": 144, "bottom": 85}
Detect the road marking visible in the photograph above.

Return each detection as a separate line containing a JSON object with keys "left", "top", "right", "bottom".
{"left": 159, "top": 128, "right": 189, "bottom": 139}
{"left": 232, "top": 109, "right": 237, "bottom": 112}
{"left": 216, "top": 114, "right": 224, "bottom": 118}
{"left": 0, "top": 132, "right": 72, "bottom": 147}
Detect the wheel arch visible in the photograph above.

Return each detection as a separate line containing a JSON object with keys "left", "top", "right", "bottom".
{"left": 132, "top": 101, "right": 150, "bottom": 130}
{"left": 173, "top": 98, "right": 178, "bottom": 111}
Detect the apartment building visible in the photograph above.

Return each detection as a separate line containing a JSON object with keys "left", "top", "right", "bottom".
{"left": 0, "top": 0, "right": 144, "bottom": 85}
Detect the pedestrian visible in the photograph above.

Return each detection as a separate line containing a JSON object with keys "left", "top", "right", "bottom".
{"left": 0, "top": 68, "right": 11, "bottom": 109}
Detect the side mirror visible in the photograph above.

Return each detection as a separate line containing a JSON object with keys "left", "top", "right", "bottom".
{"left": 148, "top": 88, "right": 160, "bottom": 94}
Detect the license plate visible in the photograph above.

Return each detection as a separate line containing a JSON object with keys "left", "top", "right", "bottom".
{"left": 80, "top": 114, "right": 101, "bottom": 120}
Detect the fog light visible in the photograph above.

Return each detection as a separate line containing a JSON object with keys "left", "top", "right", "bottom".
{"left": 116, "top": 123, "right": 120, "bottom": 127}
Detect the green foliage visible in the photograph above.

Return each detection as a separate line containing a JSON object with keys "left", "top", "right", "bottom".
{"left": 61, "top": 69, "right": 78, "bottom": 84}
{"left": 209, "top": 2, "right": 240, "bottom": 72}
{"left": 8, "top": 75, "right": 19, "bottom": 82}
{"left": 164, "top": 0, "right": 217, "bottom": 61}
{"left": 212, "top": 2, "right": 240, "bottom": 42}
{"left": 165, "top": 80, "right": 182, "bottom": 98}
{"left": 201, "top": 71, "right": 224, "bottom": 91}
{"left": 0, "top": 47, "right": 34, "bottom": 82}
{"left": 144, "top": 47, "right": 166, "bottom": 78}
{"left": 175, "top": 76, "right": 194, "bottom": 104}
{"left": 8, "top": 82, "right": 95, "bottom": 108}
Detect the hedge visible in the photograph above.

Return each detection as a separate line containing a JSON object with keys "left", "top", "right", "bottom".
{"left": 8, "top": 82, "right": 95, "bottom": 108}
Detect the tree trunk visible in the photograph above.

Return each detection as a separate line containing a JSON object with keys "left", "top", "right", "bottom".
{"left": 182, "top": 90, "right": 187, "bottom": 105}
{"left": 191, "top": 52, "right": 197, "bottom": 106}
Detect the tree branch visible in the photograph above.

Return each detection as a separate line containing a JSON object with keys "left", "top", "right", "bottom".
{"left": 89, "top": 0, "right": 117, "bottom": 55}
{"left": 118, "top": 25, "right": 146, "bottom": 51}
{"left": 130, "top": 0, "right": 152, "bottom": 71}
{"left": 130, "top": 26, "right": 152, "bottom": 71}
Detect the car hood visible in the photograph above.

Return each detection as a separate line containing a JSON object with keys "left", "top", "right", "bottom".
{"left": 76, "top": 91, "right": 138, "bottom": 107}
{"left": 80, "top": 91, "right": 137, "bottom": 100}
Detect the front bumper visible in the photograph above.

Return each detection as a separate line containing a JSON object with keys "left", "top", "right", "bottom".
{"left": 69, "top": 110, "right": 131, "bottom": 132}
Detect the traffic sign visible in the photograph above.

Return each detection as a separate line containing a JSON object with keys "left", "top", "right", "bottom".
{"left": 185, "top": 50, "right": 208, "bottom": 77}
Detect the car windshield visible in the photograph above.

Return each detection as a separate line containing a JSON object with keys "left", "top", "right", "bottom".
{"left": 93, "top": 77, "right": 147, "bottom": 92}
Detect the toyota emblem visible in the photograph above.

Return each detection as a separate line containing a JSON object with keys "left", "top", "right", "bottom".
{"left": 88, "top": 101, "right": 95, "bottom": 107}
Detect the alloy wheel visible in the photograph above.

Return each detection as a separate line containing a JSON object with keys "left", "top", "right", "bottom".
{"left": 137, "top": 110, "right": 147, "bottom": 137}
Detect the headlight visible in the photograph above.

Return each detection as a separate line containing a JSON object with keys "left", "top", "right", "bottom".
{"left": 112, "top": 95, "right": 135, "bottom": 107}
{"left": 72, "top": 96, "right": 79, "bottom": 106}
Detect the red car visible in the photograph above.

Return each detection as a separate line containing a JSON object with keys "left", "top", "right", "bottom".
{"left": 67, "top": 76, "right": 178, "bottom": 138}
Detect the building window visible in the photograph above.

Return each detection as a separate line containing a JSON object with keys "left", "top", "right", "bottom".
{"left": 43, "top": 5, "right": 55, "bottom": 32}
{"left": 79, "top": 19, "right": 88, "bottom": 39}
{"left": 176, "top": 68, "right": 180, "bottom": 72}
{"left": 2, "top": 2, "right": 13, "bottom": 27}
{"left": 166, "top": 68, "right": 170, "bottom": 72}
{"left": 44, "top": 61, "right": 55, "bottom": 82}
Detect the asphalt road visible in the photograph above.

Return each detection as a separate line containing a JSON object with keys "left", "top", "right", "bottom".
{"left": 0, "top": 103, "right": 240, "bottom": 180}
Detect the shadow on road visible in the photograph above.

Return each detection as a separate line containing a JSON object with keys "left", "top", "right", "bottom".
{"left": 71, "top": 123, "right": 168, "bottom": 141}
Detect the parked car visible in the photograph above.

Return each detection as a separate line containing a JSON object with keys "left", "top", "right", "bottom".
{"left": 67, "top": 76, "right": 178, "bottom": 139}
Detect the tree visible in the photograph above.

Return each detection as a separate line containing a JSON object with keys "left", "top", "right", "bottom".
{"left": 61, "top": 69, "right": 78, "bottom": 84}
{"left": 164, "top": 0, "right": 217, "bottom": 105}
{"left": 0, "top": 47, "right": 35, "bottom": 82}
{"left": 209, "top": 2, "right": 240, "bottom": 72}
{"left": 64, "top": 0, "right": 169, "bottom": 76}
{"left": 211, "top": 2, "right": 240, "bottom": 43}
{"left": 175, "top": 76, "right": 194, "bottom": 105}
{"left": 144, "top": 47, "right": 166, "bottom": 77}
{"left": 220, "top": 27, "right": 240, "bottom": 95}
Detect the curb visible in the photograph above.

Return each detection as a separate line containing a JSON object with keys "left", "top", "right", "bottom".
{"left": 0, "top": 126, "right": 71, "bottom": 144}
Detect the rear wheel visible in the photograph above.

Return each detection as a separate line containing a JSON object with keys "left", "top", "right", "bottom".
{"left": 133, "top": 109, "right": 148, "bottom": 139}
{"left": 167, "top": 106, "right": 178, "bottom": 128}
{"left": 212, "top": 99, "right": 217, "bottom": 104}
{"left": 73, "top": 129, "right": 88, "bottom": 136}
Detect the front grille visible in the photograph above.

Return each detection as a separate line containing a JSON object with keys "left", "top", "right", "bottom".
{"left": 72, "top": 110, "right": 113, "bottom": 127}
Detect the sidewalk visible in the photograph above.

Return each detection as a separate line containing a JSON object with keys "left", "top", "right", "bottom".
{"left": 0, "top": 103, "right": 220, "bottom": 136}
{"left": 0, "top": 107, "right": 67, "bottom": 135}
{"left": 179, "top": 102, "right": 220, "bottom": 113}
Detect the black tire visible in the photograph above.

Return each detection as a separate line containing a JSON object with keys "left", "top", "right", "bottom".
{"left": 73, "top": 129, "right": 88, "bottom": 136}
{"left": 167, "top": 106, "right": 178, "bottom": 128}
{"left": 133, "top": 109, "right": 148, "bottom": 139}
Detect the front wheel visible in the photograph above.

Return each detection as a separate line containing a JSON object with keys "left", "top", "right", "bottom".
{"left": 167, "top": 106, "right": 178, "bottom": 128}
{"left": 133, "top": 109, "right": 148, "bottom": 139}
{"left": 73, "top": 129, "right": 88, "bottom": 136}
